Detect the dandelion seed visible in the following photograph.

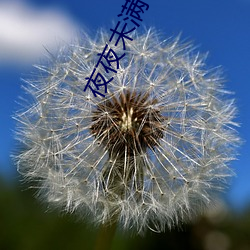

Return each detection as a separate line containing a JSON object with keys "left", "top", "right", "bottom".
{"left": 14, "top": 29, "right": 240, "bottom": 233}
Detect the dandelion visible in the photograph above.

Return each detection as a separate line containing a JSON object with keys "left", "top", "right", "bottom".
{"left": 14, "top": 29, "right": 239, "bottom": 233}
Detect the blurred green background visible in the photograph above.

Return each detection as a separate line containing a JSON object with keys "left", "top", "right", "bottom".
{"left": 1, "top": 175, "right": 250, "bottom": 250}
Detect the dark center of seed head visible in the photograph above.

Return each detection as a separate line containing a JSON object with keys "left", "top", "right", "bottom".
{"left": 90, "top": 90, "right": 164, "bottom": 159}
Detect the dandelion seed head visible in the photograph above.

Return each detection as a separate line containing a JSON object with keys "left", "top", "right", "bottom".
{"left": 14, "top": 28, "right": 240, "bottom": 233}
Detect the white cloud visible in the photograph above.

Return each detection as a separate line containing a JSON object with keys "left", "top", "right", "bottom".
{"left": 0, "top": 1, "right": 78, "bottom": 65}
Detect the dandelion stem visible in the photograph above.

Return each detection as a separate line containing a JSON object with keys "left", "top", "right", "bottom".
{"left": 94, "top": 221, "right": 117, "bottom": 250}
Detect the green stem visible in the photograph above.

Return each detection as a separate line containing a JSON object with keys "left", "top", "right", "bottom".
{"left": 94, "top": 221, "right": 117, "bottom": 250}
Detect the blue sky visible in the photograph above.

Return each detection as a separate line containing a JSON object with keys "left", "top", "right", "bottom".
{"left": 0, "top": 0, "right": 249, "bottom": 210}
